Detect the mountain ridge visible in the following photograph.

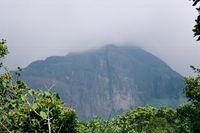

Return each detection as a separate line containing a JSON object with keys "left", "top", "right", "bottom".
{"left": 21, "top": 44, "right": 184, "bottom": 120}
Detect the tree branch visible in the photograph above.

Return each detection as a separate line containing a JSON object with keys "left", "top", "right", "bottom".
{"left": 0, "top": 122, "right": 11, "bottom": 133}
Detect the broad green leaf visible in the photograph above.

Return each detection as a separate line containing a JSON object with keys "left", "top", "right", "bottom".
{"left": 32, "top": 103, "right": 38, "bottom": 110}
{"left": 40, "top": 111, "right": 47, "bottom": 119}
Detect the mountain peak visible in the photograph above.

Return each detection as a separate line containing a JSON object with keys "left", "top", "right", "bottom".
{"left": 22, "top": 44, "right": 184, "bottom": 120}
{"left": 101, "top": 44, "right": 140, "bottom": 50}
{"left": 103, "top": 44, "right": 118, "bottom": 48}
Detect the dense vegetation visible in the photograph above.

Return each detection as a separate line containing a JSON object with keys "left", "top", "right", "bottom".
{"left": 0, "top": 1, "right": 199, "bottom": 132}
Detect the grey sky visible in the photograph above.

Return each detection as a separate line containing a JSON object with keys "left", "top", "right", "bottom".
{"left": 0, "top": 0, "right": 199, "bottom": 76}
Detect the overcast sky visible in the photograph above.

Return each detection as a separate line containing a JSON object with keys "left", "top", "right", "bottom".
{"left": 0, "top": 0, "right": 199, "bottom": 76}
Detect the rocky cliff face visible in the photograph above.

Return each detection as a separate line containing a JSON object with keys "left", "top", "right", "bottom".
{"left": 22, "top": 45, "right": 184, "bottom": 119}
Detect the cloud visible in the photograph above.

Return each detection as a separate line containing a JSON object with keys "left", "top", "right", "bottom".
{"left": 0, "top": 0, "right": 199, "bottom": 75}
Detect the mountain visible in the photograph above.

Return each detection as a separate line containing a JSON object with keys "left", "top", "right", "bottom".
{"left": 21, "top": 45, "right": 184, "bottom": 120}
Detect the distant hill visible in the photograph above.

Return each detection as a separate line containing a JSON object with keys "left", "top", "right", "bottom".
{"left": 21, "top": 45, "right": 184, "bottom": 120}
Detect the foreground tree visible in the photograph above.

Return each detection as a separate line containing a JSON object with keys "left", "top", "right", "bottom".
{"left": 0, "top": 40, "right": 77, "bottom": 133}
{"left": 176, "top": 1, "right": 200, "bottom": 132}
{"left": 176, "top": 66, "right": 200, "bottom": 133}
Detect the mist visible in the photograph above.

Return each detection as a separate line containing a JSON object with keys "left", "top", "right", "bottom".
{"left": 0, "top": 0, "right": 199, "bottom": 76}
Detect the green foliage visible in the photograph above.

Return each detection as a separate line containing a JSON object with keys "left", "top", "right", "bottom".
{"left": 193, "top": 15, "right": 200, "bottom": 41}
{"left": 191, "top": 0, "right": 200, "bottom": 41}
{"left": 0, "top": 41, "right": 77, "bottom": 133}
{"left": 76, "top": 106, "right": 178, "bottom": 133}
{"left": 77, "top": 117, "right": 110, "bottom": 133}
{"left": 77, "top": 116, "right": 137, "bottom": 133}
{"left": 120, "top": 106, "right": 155, "bottom": 132}
{"left": 176, "top": 104, "right": 194, "bottom": 133}
{"left": 184, "top": 66, "right": 200, "bottom": 104}
{"left": 0, "top": 39, "right": 8, "bottom": 68}
{"left": 176, "top": 66, "right": 200, "bottom": 133}
{"left": 77, "top": 106, "right": 179, "bottom": 133}
{"left": 147, "top": 107, "right": 177, "bottom": 133}
{"left": 118, "top": 106, "right": 178, "bottom": 133}
{"left": 176, "top": 104, "right": 200, "bottom": 132}
{"left": 0, "top": 39, "right": 8, "bottom": 58}
{"left": 184, "top": 76, "right": 200, "bottom": 104}
{"left": 0, "top": 76, "right": 77, "bottom": 132}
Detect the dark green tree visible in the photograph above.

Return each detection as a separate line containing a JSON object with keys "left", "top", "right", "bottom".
{"left": 191, "top": 0, "right": 200, "bottom": 41}
{"left": 174, "top": 1, "right": 200, "bottom": 132}
{"left": 175, "top": 66, "right": 200, "bottom": 133}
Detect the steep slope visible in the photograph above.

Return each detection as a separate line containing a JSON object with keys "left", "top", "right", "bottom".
{"left": 22, "top": 45, "right": 184, "bottom": 119}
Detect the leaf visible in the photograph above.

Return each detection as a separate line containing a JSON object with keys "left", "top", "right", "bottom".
{"left": 32, "top": 103, "right": 38, "bottom": 110}
{"left": 40, "top": 111, "right": 47, "bottom": 119}
{"left": 193, "top": 0, "right": 200, "bottom": 6}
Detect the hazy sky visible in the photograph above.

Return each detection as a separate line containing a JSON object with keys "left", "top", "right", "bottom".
{"left": 0, "top": 0, "right": 199, "bottom": 76}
